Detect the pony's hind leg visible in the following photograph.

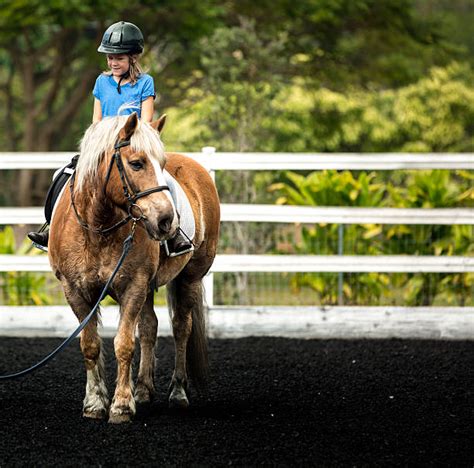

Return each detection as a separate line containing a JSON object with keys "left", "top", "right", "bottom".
{"left": 167, "top": 277, "right": 209, "bottom": 409}
{"left": 135, "top": 289, "right": 158, "bottom": 404}
{"left": 62, "top": 283, "right": 109, "bottom": 419}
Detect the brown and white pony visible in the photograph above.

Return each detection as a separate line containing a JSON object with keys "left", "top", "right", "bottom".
{"left": 48, "top": 113, "right": 220, "bottom": 423}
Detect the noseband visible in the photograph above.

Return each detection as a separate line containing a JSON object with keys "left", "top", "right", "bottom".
{"left": 70, "top": 138, "right": 170, "bottom": 235}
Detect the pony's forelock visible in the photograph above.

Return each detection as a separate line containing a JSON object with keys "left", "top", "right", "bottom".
{"left": 75, "top": 115, "right": 165, "bottom": 190}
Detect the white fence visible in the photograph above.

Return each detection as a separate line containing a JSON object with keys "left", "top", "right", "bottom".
{"left": 1, "top": 205, "right": 474, "bottom": 226}
{"left": 0, "top": 151, "right": 473, "bottom": 338}
{"left": 1, "top": 152, "right": 473, "bottom": 170}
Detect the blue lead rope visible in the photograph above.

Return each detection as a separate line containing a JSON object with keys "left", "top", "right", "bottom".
{"left": 0, "top": 232, "right": 135, "bottom": 380}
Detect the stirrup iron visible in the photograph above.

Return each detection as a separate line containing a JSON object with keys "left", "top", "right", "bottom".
{"left": 162, "top": 228, "right": 194, "bottom": 258}
{"left": 31, "top": 242, "right": 48, "bottom": 253}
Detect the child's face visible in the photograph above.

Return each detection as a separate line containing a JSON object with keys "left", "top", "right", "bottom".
{"left": 107, "top": 54, "right": 130, "bottom": 77}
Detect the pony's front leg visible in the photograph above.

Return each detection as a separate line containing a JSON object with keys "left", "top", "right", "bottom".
{"left": 135, "top": 289, "right": 158, "bottom": 404}
{"left": 62, "top": 283, "right": 109, "bottom": 420}
{"left": 109, "top": 289, "right": 147, "bottom": 424}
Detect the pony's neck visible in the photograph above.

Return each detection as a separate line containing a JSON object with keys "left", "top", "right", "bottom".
{"left": 74, "top": 178, "right": 124, "bottom": 236}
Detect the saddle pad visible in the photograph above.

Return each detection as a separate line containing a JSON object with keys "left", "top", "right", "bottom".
{"left": 164, "top": 169, "right": 196, "bottom": 241}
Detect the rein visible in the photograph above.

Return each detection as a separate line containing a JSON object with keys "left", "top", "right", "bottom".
{"left": 70, "top": 138, "right": 170, "bottom": 235}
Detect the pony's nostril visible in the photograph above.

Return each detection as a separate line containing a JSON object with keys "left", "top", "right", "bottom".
{"left": 158, "top": 213, "right": 173, "bottom": 233}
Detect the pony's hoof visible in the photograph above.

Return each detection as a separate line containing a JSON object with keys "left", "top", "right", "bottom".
{"left": 169, "top": 387, "right": 189, "bottom": 409}
{"left": 108, "top": 411, "right": 133, "bottom": 424}
{"left": 134, "top": 383, "right": 156, "bottom": 405}
{"left": 83, "top": 409, "right": 107, "bottom": 420}
{"left": 108, "top": 400, "right": 135, "bottom": 424}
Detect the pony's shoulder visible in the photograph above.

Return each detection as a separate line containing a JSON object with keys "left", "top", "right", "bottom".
{"left": 165, "top": 152, "right": 202, "bottom": 173}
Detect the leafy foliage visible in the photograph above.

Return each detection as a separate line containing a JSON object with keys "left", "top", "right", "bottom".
{"left": 269, "top": 169, "right": 473, "bottom": 305}
{"left": 164, "top": 62, "right": 474, "bottom": 154}
{"left": 0, "top": 227, "right": 53, "bottom": 305}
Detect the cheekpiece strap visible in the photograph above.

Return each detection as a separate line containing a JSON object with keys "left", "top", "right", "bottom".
{"left": 114, "top": 139, "right": 131, "bottom": 150}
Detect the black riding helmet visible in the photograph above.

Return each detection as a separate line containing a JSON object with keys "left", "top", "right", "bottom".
{"left": 98, "top": 21, "right": 144, "bottom": 54}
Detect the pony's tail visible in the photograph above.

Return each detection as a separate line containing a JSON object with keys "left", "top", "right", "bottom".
{"left": 167, "top": 278, "right": 209, "bottom": 394}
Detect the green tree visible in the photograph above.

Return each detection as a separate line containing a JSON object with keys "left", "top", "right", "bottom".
{"left": 0, "top": 0, "right": 222, "bottom": 204}
{"left": 164, "top": 17, "right": 287, "bottom": 152}
{"left": 222, "top": 0, "right": 467, "bottom": 89}
{"left": 266, "top": 62, "right": 474, "bottom": 153}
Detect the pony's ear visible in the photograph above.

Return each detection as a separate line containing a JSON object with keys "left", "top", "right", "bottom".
{"left": 120, "top": 112, "right": 139, "bottom": 141}
{"left": 150, "top": 114, "right": 167, "bottom": 134}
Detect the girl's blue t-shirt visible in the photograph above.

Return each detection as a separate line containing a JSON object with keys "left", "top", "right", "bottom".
{"left": 92, "top": 73, "right": 155, "bottom": 118}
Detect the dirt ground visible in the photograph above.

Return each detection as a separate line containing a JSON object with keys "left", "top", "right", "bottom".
{"left": 0, "top": 337, "right": 472, "bottom": 466}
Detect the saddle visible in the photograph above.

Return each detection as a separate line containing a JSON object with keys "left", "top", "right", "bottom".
{"left": 45, "top": 154, "right": 79, "bottom": 224}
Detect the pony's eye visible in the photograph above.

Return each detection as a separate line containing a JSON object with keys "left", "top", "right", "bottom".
{"left": 129, "top": 160, "right": 144, "bottom": 171}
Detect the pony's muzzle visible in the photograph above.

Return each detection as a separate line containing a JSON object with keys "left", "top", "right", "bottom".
{"left": 158, "top": 212, "right": 173, "bottom": 236}
{"left": 142, "top": 207, "right": 176, "bottom": 240}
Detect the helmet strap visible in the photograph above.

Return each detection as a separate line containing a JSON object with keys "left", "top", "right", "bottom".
{"left": 117, "top": 71, "right": 130, "bottom": 94}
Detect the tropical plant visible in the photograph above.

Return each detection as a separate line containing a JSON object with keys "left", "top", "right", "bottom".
{"left": 269, "top": 168, "right": 473, "bottom": 306}
{"left": 0, "top": 227, "right": 54, "bottom": 305}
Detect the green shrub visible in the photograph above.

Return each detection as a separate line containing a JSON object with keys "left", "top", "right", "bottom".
{"left": 0, "top": 227, "right": 53, "bottom": 306}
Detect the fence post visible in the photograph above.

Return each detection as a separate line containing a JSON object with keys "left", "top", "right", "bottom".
{"left": 338, "top": 224, "right": 344, "bottom": 305}
{"left": 201, "top": 146, "right": 216, "bottom": 308}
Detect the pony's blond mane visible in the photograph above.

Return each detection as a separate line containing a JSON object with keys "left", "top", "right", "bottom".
{"left": 75, "top": 115, "right": 165, "bottom": 190}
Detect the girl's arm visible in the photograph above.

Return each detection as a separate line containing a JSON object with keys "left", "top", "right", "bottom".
{"left": 92, "top": 98, "right": 102, "bottom": 123}
{"left": 141, "top": 96, "right": 154, "bottom": 122}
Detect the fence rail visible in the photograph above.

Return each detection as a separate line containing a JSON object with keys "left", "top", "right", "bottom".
{"left": 220, "top": 205, "right": 474, "bottom": 225}
{"left": 0, "top": 152, "right": 473, "bottom": 170}
{"left": 1, "top": 254, "right": 472, "bottom": 273}
{"left": 1, "top": 205, "right": 474, "bottom": 226}
{"left": 2, "top": 305, "right": 473, "bottom": 339}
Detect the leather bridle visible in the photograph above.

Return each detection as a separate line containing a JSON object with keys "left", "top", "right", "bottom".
{"left": 70, "top": 138, "right": 170, "bottom": 235}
